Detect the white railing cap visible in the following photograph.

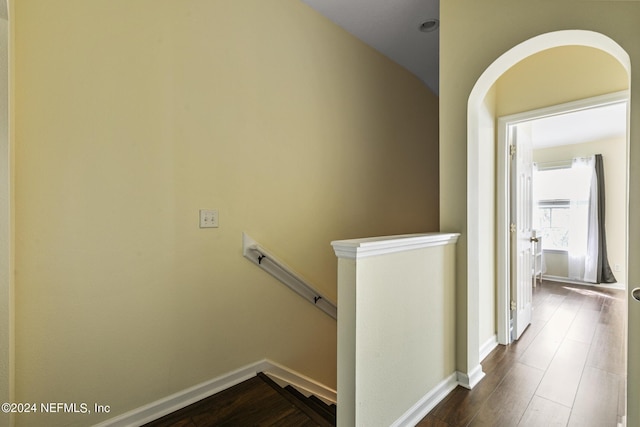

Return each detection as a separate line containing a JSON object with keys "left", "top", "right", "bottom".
{"left": 331, "top": 232, "right": 460, "bottom": 259}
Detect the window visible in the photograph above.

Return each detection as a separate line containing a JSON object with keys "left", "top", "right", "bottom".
{"left": 535, "top": 199, "right": 570, "bottom": 250}
{"left": 533, "top": 162, "right": 592, "bottom": 252}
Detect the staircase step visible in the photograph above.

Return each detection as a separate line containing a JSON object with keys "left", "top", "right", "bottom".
{"left": 284, "top": 385, "right": 336, "bottom": 424}
{"left": 142, "top": 375, "right": 321, "bottom": 426}
{"left": 258, "top": 372, "right": 336, "bottom": 426}
{"left": 309, "top": 394, "right": 336, "bottom": 416}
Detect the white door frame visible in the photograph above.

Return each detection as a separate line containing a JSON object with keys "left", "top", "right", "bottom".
{"left": 496, "top": 90, "right": 630, "bottom": 345}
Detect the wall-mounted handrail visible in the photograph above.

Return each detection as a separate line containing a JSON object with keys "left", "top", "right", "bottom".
{"left": 242, "top": 233, "right": 337, "bottom": 320}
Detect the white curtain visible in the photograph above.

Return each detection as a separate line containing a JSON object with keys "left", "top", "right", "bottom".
{"left": 532, "top": 163, "right": 547, "bottom": 274}
{"left": 568, "top": 156, "right": 598, "bottom": 282}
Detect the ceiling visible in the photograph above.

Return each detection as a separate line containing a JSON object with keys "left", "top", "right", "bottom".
{"left": 531, "top": 102, "right": 627, "bottom": 149}
{"left": 301, "top": 0, "right": 440, "bottom": 94}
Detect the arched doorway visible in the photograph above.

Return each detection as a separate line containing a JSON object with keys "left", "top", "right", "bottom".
{"left": 465, "top": 29, "right": 630, "bottom": 391}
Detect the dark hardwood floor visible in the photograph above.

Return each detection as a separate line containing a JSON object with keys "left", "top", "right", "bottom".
{"left": 141, "top": 280, "right": 624, "bottom": 427}
{"left": 142, "top": 373, "right": 334, "bottom": 427}
{"left": 419, "top": 280, "right": 627, "bottom": 427}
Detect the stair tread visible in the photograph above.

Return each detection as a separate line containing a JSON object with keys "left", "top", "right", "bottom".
{"left": 142, "top": 376, "right": 320, "bottom": 427}
{"left": 283, "top": 385, "right": 336, "bottom": 423}
{"left": 309, "top": 394, "right": 336, "bottom": 415}
{"left": 258, "top": 373, "right": 335, "bottom": 426}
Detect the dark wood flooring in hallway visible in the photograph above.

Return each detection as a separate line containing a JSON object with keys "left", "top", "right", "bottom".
{"left": 419, "top": 280, "right": 626, "bottom": 427}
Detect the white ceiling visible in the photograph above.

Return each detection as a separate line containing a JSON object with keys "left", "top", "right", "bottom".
{"left": 531, "top": 102, "right": 627, "bottom": 149}
{"left": 301, "top": 0, "right": 440, "bottom": 94}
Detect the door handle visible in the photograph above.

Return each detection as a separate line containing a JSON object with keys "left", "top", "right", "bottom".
{"left": 530, "top": 237, "right": 539, "bottom": 243}
{"left": 633, "top": 288, "right": 640, "bottom": 302}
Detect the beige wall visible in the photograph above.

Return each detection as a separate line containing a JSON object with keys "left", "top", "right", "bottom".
{"left": 11, "top": 1, "right": 439, "bottom": 425}
{"left": 441, "top": 2, "right": 640, "bottom": 424}
{"left": 0, "top": 14, "right": 11, "bottom": 427}
{"left": 496, "top": 46, "right": 628, "bottom": 117}
{"left": 357, "top": 246, "right": 456, "bottom": 426}
{"left": 334, "top": 236, "right": 457, "bottom": 426}
{"left": 534, "top": 137, "right": 627, "bottom": 284}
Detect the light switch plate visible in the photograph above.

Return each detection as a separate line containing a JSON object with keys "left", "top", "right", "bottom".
{"left": 199, "top": 209, "right": 219, "bottom": 228}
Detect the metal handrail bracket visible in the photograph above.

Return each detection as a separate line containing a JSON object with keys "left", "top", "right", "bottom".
{"left": 242, "top": 232, "right": 337, "bottom": 320}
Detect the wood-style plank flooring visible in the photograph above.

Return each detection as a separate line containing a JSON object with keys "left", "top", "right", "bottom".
{"left": 419, "top": 280, "right": 626, "bottom": 427}
{"left": 141, "top": 375, "right": 330, "bottom": 427}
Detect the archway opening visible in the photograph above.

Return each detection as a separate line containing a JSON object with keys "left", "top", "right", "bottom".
{"left": 465, "top": 30, "right": 631, "bottom": 389}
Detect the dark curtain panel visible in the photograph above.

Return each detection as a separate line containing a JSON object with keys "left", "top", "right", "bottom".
{"left": 595, "top": 154, "right": 617, "bottom": 283}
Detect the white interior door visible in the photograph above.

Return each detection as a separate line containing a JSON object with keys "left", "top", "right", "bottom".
{"left": 511, "top": 123, "right": 534, "bottom": 341}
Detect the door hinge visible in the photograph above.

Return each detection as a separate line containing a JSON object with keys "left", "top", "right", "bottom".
{"left": 510, "top": 144, "right": 516, "bottom": 158}
{"left": 511, "top": 300, "right": 517, "bottom": 310}
{"left": 510, "top": 223, "right": 516, "bottom": 233}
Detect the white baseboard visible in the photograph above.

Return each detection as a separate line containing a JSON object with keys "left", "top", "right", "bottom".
{"left": 456, "top": 364, "right": 485, "bottom": 390}
{"left": 480, "top": 335, "right": 498, "bottom": 362}
{"left": 390, "top": 373, "right": 458, "bottom": 427}
{"left": 93, "top": 359, "right": 335, "bottom": 427}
